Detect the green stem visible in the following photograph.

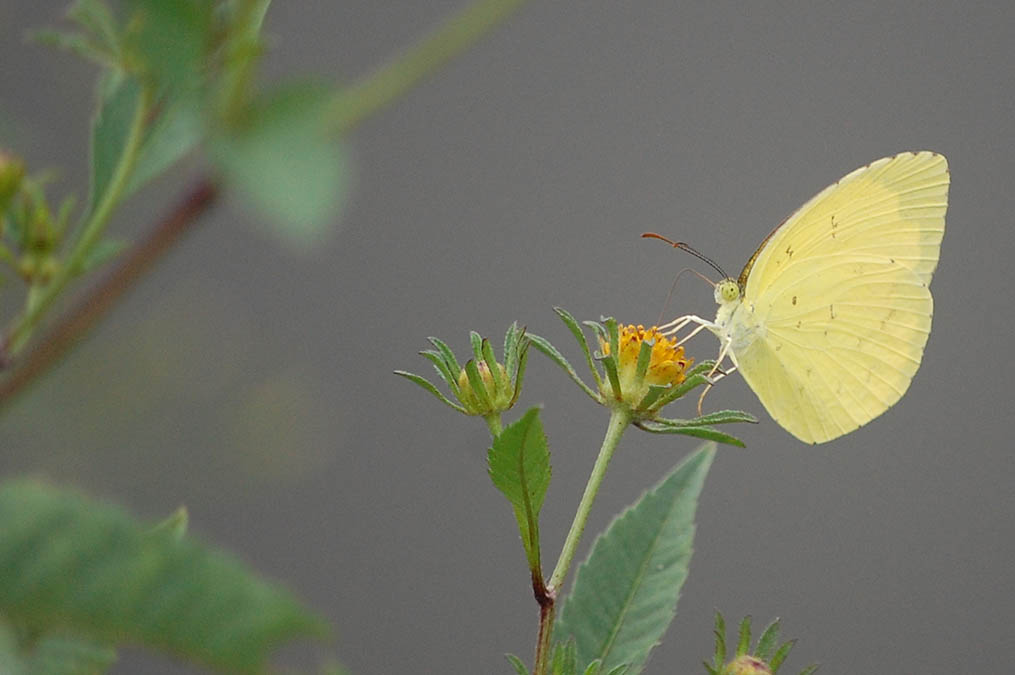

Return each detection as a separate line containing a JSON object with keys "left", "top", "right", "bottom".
{"left": 328, "top": 0, "right": 532, "bottom": 136}
{"left": 484, "top": 413, "right": 503, "bottom": 437}
{"left": 548, "top": 408, "right": 631, "bottom": 592}
{"left": 5, "top": 85, "right": 152, "bottom": 355}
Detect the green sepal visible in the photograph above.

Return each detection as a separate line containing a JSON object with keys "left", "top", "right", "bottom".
{"left": 481, "top": 338, "right": 506, "bottom": 392}
{"left": 713, "top": 610, "right": 727, "bottom": 668}
{"left": 510, "top": 337, "right": 531, "bottom": 408}
{"left": 427, "top": 336, "right": 462, "bottom": 379}
{"left": 633, "top": 337, "right": 652, "bottom": 387}
{"left": 651, "top": 410, "right": 757, "bottom": 428}
{"left": 487, "top": 408, "right": 551, "bottom": 572}
{"left": 418, "top": 350, "right": 458, "bottom": 393}
{"left": 635, "top": 421, "right": 746, "bottom": 448}
{"left": 642, "top": 360, "right": 717, "bottom": 411}
{"left": 528, "top": 334, "right": 600, "bottom": 402}
{"left": 553, "top": 307, "right": 602, "bottom": 390}
{"left": 67, "top": 0, "right": 120, "bottom": 55}
{"left": 755, "top": 617, "right": 781, "bottom": 660}
{"left": 636, "top": 384, "right": 668, "bottom": 410}
{"left": 603, "top": 665, "right": 629, "bottom": 675}
{"left": 603, "top": 317, "right": 620, "bottom": 368}
{"left": 504, "top": 322, "right": 522, "bottom": 377}
{"left": 464, "top": 359, "right": 493, "bottom": 411}
{"left": 736, "top": 615, "right": 752, "bottom": 656}
{"left": 393, "top": 370, "right": 466, "bottom": 413}
{"left": 505, "top": 653, "right": 530, "bottom": 675}
{"left": 768, "top": 638, "right": 796, "bottom": 672}
{"left": 798, "top": 664, "right": 821, "bottom": 675}
{"left": 469, "top": 330, "right": 484, "bottom": 362}
{"left": 599, "top": 350, "right": 622, "bottom": 403}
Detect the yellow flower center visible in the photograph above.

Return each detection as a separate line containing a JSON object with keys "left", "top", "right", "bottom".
{"left": 600, "top": 324, "right": 692, "bottom": 406}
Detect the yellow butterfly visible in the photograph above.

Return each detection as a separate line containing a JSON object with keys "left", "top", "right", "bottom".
{"left": 647, "top": 151, "right": 949, "bottom": 444}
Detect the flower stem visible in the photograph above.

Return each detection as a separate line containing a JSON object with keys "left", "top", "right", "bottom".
{"left": 328, "top": 0, "right": 532, "bottom": 136}
{"left": 532, "top": 408, "right": 631, "bottom": 674}
{"left": 548, "top": 407, "right": 631, "bottom": 592}
{"left": 484, "top": 413, "right": 503, "bottom": 437}
{"left": 4, "top": 85, "right": 153, "bottom": 356}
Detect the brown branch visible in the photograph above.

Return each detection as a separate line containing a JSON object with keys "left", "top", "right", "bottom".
{"left": 0, "top": 177, "right": 219, "bottom": 410}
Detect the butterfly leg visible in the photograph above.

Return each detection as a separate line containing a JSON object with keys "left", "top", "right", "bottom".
{"left": 696, "top": 338, "right": 735, "bottom": 416}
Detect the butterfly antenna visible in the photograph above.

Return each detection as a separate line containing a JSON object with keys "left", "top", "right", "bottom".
{"left": 642, "top": 232, "right": 730, "bottom": 279}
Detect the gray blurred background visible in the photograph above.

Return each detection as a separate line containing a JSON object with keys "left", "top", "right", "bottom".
{"left": 2, "top": 2, "right": 1013, "bottom": 673}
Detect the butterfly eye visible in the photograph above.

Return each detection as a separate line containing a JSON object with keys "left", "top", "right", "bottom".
{"left": 715, "top": 279, "right": 740, "bottom": 304}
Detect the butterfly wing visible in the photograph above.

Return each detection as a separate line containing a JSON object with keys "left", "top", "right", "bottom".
{"left": 733, "top": 151, "right": 949, "bottom": 444}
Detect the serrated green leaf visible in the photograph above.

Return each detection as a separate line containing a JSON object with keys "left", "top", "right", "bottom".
{"left": 487, "top": 408, "right": 550, "bottom": 569}
{"left": 755, "top": 618, "right": 781, "bottom": 660}
{"left": 505, "top": 653, "right": 529, "bottom": 675}
{"left": 88, "top": 74, "right": 141, "bottom": 220}
{"left": 555, "top": 444, "right": 716, "bottom": 674}
{"left": 0, "top": 480, "right": 327, "bottom": 672}
{"left": 213, "top": 84, "right": 348, "bottom": 245}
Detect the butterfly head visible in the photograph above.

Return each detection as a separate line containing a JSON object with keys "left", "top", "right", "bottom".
{"left": 714, "top": 277, "right": 741, "bottom": 306}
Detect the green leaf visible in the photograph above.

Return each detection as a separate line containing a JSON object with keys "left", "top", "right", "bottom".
{"left": 88, "top": 74, "right": 141, "bottom": 220}
{"left": 487, "top": 408, "right": 551, "bottom": 569}
{"left": 505, "top": 653, "right": 530, "bottom": 675}
{"left": 127, "top": 0, "right": 212, "bottom": 94}
{"left": 214, "top": 84, "right": 348, "bottom": 245}
{"left": 124, "top": 99, "right": 203, "bottom": 197}
{"left": 0, "top": 480, "right": 328, "bottom": 672}
{"left": 555, "top": 444, "right": 716, "bottom": 674}
{"left": 26, "top": 632, "right": 117, "bottom": 675}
